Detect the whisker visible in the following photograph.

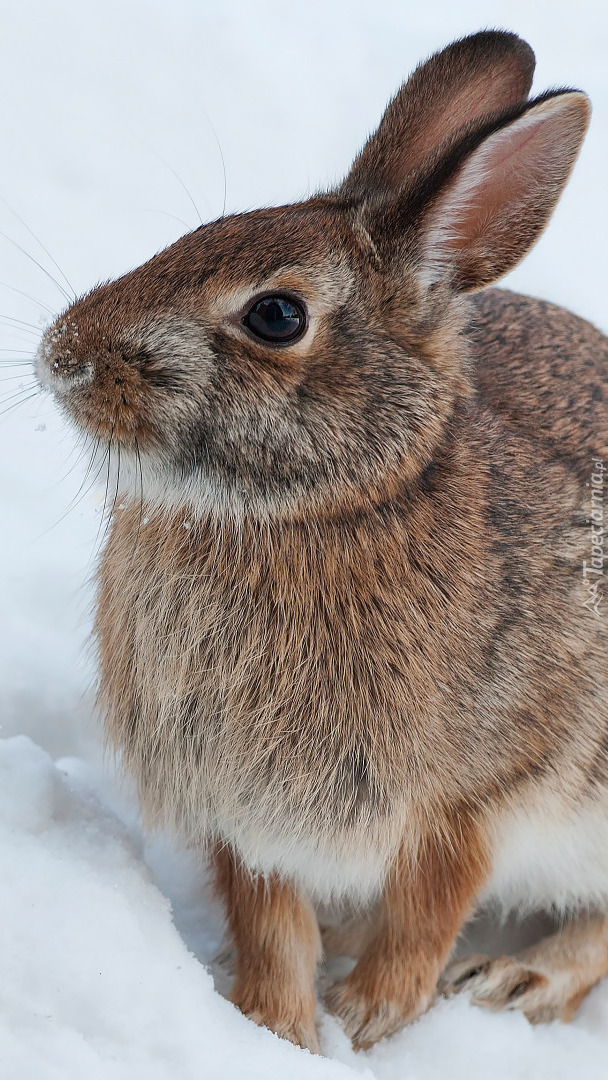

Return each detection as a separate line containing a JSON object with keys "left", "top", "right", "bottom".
{"left": 104, "top": 441, "right": 123, "bottom": 544}
{"left": 60, "top": 431, "right": 98, "bottom": 480}
{"left": 135, "top": 437, "right": 144, "bottom": 537}
{"left": 201, "top": 108, "right": 228, "bottom": 218}
{"left": 0, "top": 314, "right": 42, "bottom": 330}
{"left": 0, "top": 348, "right": 35, "bottom": 354}
{"left": 0, "top": 390, "right": 39, "bottom": 417}
{"left": 146, "top": 147, "right": 203, "bottom": 226}
{"left": 1, "top": 379, "right": 37, "bottom": 397}
{"left": 0, "top": 384, "right": 38, "bottom": 405}
{"left": 135, "top": 207, "right": 192, "bottom": 231}
{"left": 0, "top": 196, "right": 76, "bottom": 297}
{"left": 61, "top": 442, "right": 102, "bottom": 510}
{"left": 0, "top": 231, "right": 71, "bottom": 303}
{"left": 0, "top": 326, "right": 40, "bottom": 341}
{"left": 125, "top": 436, "right": 146, "bottom": 574}
{"left": 37, "top": 432, "right": 106, "bottom": 537}
{"left": 94, "top": 418, "right": 118, "bottom": 551}
{"left": 0, "top": 338, "right": 39, "bottom": 350}
{"left": 0, "top": 280, "right": 55, "bottom": 314}
{"left": 0, "top": 374, "right": 37, "bottom": 383}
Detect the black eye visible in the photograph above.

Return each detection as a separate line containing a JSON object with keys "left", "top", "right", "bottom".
{"left": 243, "top": 295, "right": 306, "bottom": 344}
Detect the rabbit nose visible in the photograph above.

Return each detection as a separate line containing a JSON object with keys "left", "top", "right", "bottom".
{"left": 50, "top": 354, "right": 79, "bottom": 375}
{"left": 36, "top": 336, "right": 94, "bottom": 392}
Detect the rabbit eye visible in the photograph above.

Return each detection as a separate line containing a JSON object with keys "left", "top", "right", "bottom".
{"left": 243, "top": 295, "right": 306, "bottom": 344}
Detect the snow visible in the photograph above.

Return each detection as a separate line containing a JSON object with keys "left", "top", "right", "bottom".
{"left": 1, "top": 1, "right": 607, "bottom": 1077}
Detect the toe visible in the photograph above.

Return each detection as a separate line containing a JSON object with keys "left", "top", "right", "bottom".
{"left": 468, "top": 958, "right": 547, "bottom": 1012}
{"left": 439, "top": 954, "right": 492, "bottom": 996}
{"left": 441, "top": 954, "right": 554, "bottom": 1021}
{"left": 325, "top": 981, "right": 406, "bottom": 1049}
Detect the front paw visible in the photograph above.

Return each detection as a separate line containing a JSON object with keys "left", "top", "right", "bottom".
{"left": 231, "top": 990, "right": 320, "bottom": 1053}
{"left": 325, "top": 965, "right": 434, "bottom": 1050}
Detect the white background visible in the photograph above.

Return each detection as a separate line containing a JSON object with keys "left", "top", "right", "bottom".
{"left": 1, "top": 2, "right": 607, "bottom": 1077}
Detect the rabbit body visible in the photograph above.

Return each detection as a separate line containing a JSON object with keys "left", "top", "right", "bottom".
{"left": 38, "top": 30, "right": 608, "bottom": 1050}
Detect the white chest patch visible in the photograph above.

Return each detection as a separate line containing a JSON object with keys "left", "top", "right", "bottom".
{"left": 482, "top": 796, "right": 608, "bottom": 914}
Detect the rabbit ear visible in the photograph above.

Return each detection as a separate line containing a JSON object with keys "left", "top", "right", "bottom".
{"left": 409, "top": 90, "right": 591, "bottom": 293}
{"left": 341, "top": 31, "right": 535, "bottom": 198}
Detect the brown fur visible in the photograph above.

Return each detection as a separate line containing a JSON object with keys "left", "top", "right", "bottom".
{"left": 212, "top": 844, "right": 321, "bottom": 1051}
{"left": 325, "top": 815, "right": 489, "bottom": 1049}
{"left": 36, "top": 30, "right": 608, "bottom": 1052}
{"left": 341, "top": 30, "right": 535, "bottom": 196}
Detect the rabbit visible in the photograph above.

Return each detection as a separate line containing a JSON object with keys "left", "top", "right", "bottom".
{"left": 35, "top": 28, "right": 608, "bottom": 1054}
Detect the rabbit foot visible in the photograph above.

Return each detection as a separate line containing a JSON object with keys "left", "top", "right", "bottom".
{"left": 233, "top": 995, "right": 320, "bottom": 1053}
{"left": 440, "top": 954, "right": 570, "bottom": 1023}
{"left": 325, "top": 970, "right": 432, "bottom": 1050}
{"left": 442, "top": 915, "right": 608, "bottom": 1023}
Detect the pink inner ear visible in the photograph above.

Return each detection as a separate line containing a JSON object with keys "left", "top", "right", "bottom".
{"left": 420, "top": 92, "right": 590, "bottom": 290}
{"left": 440, "top": 113, "right": 550, "bottom": 253}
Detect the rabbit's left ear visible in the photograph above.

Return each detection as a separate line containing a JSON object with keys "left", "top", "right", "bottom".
{"left": 365, "top": 90, "right": 590, "bottom": 294}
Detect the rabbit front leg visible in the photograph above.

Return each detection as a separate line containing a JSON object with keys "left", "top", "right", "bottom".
{"left": 325, "top": 817, "right": 488, "bottom": 1049}
{"left": 211, "top": 844, "right": 322, "bottom": 1052}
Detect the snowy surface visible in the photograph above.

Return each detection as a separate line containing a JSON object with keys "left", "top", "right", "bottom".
{"left": 1, "top": 2, "right": 608, "bottom": 1077}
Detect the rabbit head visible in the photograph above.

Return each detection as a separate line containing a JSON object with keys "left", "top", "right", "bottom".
{"left": 36, "top": 30, "right": 589, "bottom": 521}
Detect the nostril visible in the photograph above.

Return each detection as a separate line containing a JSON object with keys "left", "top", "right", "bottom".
{"left": 41, "top": 351, "right": 94, "bottom": 392}
{"left": 51, "top": 355, "right": 80, "bottom": 376}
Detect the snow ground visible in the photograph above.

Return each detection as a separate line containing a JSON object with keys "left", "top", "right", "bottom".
{"left": 1, "top": 1, "right": 608, "bottom": 1077}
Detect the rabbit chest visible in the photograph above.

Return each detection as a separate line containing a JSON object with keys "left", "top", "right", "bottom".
{"left": 96, "top": 504, "right": 482, "bottom": 902}
{"left": 96, "top": 493, "right": 602, "bottom": 904}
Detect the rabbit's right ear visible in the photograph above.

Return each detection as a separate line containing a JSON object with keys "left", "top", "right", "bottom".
{"left": 340, "top": 30, "right": 535, "bottom": 199}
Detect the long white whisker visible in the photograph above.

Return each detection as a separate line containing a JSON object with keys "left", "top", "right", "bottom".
{"left": 0, "top": 231, "right": 71, "bottom": 303}
{"left": 0, "top": 280, "right": 55, "bottom": 314}
{"left": 144, "top": 145, "right": 204, "bottom": 226}
{"left": 0, "top": 196, "right": 76, "bottom": 298}
{"left": 0, "top": 390, "right": 39, "bottom": 417}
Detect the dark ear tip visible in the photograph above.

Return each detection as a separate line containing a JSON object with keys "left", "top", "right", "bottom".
{"left": 453, "top": 28, "right": 536, "bottom": 78}
{"left": 459, "top": 28, "right": 535, "bottom": 55}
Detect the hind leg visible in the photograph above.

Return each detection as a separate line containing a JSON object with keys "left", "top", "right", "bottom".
{"left": 441, "top": 912, "right": 608, "bottom": 1022}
